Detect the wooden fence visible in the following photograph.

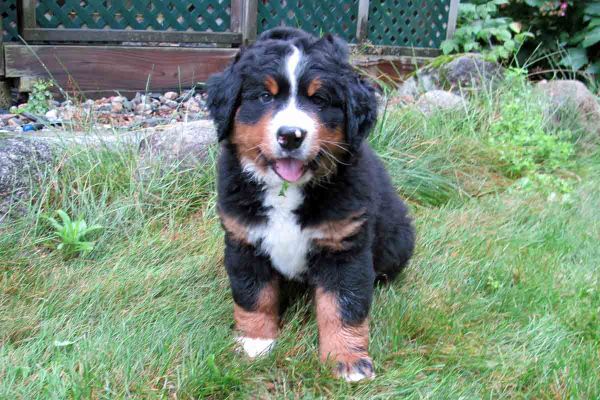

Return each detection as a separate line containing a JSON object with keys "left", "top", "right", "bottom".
{"left": 1, "top": 0, "right": 459, "bottom": 95}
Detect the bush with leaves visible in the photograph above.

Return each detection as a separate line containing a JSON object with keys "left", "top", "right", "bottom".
{"left": 501, "top": 1, "right": 599, "bottom": 76}
{"left": 441, "top": 0, "right": 534, "bottom": 62}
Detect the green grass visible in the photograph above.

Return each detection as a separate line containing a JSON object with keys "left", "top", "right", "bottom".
{"left": 1, "top": 77, "right": 599, "bottom": 399}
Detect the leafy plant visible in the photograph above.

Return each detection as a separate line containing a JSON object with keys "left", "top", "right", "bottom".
{"left": 22, "top": 79, "right": 55, "bottom": 115}
{"left": 441, "top": 0, "right": 534, "bottom": 62}
{"left": 489, "top": 81, "right": 574, "bottom": 178}
{"left": 501, "top": 1, "right": 599, "bottom": 77}
{"left": 46, "top": 210, "right": 103, "bottom": 258}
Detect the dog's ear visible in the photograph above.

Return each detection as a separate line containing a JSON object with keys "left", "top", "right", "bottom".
{"left": 311, "top": 33, "right": 349, "bottom": 60}
{"left": 345, "top": 75, "right": 377, "bottom": 152}
{"left": 206, "top": 51, "right": 243, "bottom": 141}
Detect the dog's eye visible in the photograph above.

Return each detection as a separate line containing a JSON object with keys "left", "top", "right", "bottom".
{"left": 259, "top": 92, "right": 274, "bottom": 104}
{"left": 311, "top": 94, "right": 329, "bottom": 108}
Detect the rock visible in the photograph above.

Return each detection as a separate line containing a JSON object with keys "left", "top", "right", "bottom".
{"left": 97, "top": 104, "right": 112, "bottom": 113}
{"left": 8, "top": 118, "right": 22, "bottom": 127}
{"left": 415, "top": 90, "right": 466, "bottom": 115}
{"left": 183, "top": 100, "right": 201, "bottom": 113}
{"left": 111, "top": 102, "right": 124, "bottom": 113}
{"left": 136, "top": 120, "right": 216, "bottom": 180}
{"left": 536, "top": 80, "right": 600, "bottom": 135}
{"left": 45, "top": 109, "right": 59, "bottom": 121}
{"left": 164, "top": 91, "right": 178, "bottom": 101}
{"left": 443, "top": 54, "right": 504, "bottom": 90}
{"left": 134, "top": 103, "right": 150, "bottom": 114}
{"left": 0, "top": 136, "right": 54, "bottom": 221}
{"left": 397, "top": 54, "right": 504, "bottom": 96}
{"left": 165, "top": 100, "right": 179, "bottom": 108}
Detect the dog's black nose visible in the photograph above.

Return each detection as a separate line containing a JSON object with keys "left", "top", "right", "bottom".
{"left": 277, "top": 126, "right": 306, "bottom": 150}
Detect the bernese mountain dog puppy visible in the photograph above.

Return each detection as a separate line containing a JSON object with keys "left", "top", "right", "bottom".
{"left": 207, "top": 27, "right": 415, "bottom": 382}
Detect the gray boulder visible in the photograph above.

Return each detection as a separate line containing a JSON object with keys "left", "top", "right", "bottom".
{"left": 398, "top": 54, "right": 504, "bottom": 97}
{"left": 0, "top": 136, "right": 54, "bottom": 220}
{"left": 536, "top": 80, "right": 600, "bottom": 135}
{"left": 416, "top": 90, "right": 467, "bottom": 115}
{"left": 137, "top": 119, "right": 217, "bottom": 179}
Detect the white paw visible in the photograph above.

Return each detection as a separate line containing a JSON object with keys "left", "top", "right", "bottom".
{"left": 342, "top": 370, "right": 376, "bottom": 382}
{"left": 336, "top": 358, "right": 376, "bottom": 382}
{"left": 235, "top": 336, "right": 275, "bottom": 358}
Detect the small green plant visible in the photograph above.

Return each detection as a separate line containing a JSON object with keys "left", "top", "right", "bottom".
{"left": 23, "top": 79, "right": 55, "bottom": 115}
{"left": 441, "top": 0, "right": 534, "bottom": 62}
{"left": 46, "top": 210, "right": 103, "bottom": 258}
{"left": 489, "top": 83, "right": 574, "bottom": 178}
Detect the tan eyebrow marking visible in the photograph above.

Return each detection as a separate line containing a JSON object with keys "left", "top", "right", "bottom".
{"left": 307, "top": 78, "right": 322, "bottom": 97}
{"left": 265, "top": 76, "right": 279, "bottom": 95}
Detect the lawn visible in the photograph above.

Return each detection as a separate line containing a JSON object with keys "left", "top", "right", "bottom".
{"left": 1, "top": 74, "right": 599, "bottom": 399}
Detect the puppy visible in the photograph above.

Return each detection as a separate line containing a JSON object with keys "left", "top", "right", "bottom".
{"left": 206, "top": 28, "right": 415, "bottom": 382}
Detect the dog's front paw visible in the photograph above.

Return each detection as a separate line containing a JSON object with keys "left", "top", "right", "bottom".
{"left": 235, "top": 336, "right": 275, "bottom": 358}
{"left": 335, "top": 357, "right": 375, "bottom": 382}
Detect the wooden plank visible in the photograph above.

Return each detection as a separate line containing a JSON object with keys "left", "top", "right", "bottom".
{"left": 20, "top": 0, "right": 37, "bottom": 32}
{"left": 0, "top": 17, "right": 4, "bottom": 76}
{"left": 353, "top": 55, "right": 431, "bottom": 85}
{"left": 4, "top": 44, "right": 238, "bottom": 95}
{"left": 241, "top": 0, "right": 258, "bottom": 44}
{"left": 446, "top": 0, "right": 460, "bottom": 39}
{"left": 22, "top": 28, "right": 242, "bottom": 44}
{"left": 356, "top": 0, "right": 370, "bottom": 42}
{"left": 230, "top": 0, "right": 243, "bottom": 33}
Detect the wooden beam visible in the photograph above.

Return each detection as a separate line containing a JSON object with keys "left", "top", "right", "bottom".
{"left": 230, "top": 0, "right": 244, "bottom": 34}
{"left": 356, "top": 0, "right": 370, "bottom": 42}
{"left": 4, "top": 44, "right": 238, "bottom": 95}
{"left": 21, "top": 29, "right": 242, "bottom": 44}
{"left": 0, "top": 17, "right": 4, "bottom": 76}
{"left": 242, "top": 0, "right": 258, "bottom": 45}
{"left": 446, "top": 0, "right": 460, "bottom": 39}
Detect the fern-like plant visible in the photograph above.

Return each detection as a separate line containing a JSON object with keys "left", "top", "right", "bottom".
{"left": 46, "top": 210, "right": 103, "bottom": 258}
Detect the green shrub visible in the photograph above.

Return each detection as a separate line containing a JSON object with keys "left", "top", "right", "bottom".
{"left": 441, "top": 0, "right": 534, "bottom": 62}
{"left": 23, "top": 79, "right": 55, "bottom": 115}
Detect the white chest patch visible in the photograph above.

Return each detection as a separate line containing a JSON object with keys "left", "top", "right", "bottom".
{"left": 247, "top": 185, "right": 312, "bottom": 280}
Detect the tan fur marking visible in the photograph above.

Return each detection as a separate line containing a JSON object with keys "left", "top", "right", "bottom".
{"left": 265, "top": 76, "right": 279, "bottom": 95}
{"left": 309, "top": 120, "right": 347, "bottom": 179}
{"left": 218, "top": 209, "right": 250, "bottom": 245}
{"left": 234, "top": 280, "right": 279, "bottom": 339}
{"left": 315, "top": 288, "right": 370, "bottom": 369}
{"left": 310, "top": 209, "right": 366, "bottom": 251}
{"left": 307, "top": 78, "right": 322, "bottom": 97}
{"left": 232, "top": 112, "right": 273, "bottom": 172}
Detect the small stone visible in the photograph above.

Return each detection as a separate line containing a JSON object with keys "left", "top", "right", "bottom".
{"left": 164, "top": 91, "right": 178, "bottom": 101}
{"left": 17, "top": 104, "right": 27, "bottom": 110}
{"left": 8, "top": 118, "right": 22, "bottom": 127}
{"left": 159, "top": 105, "right": 173, "bottom": 113}
{"left": 123, "top": 100, "right": 134, "bottom": 111}
{"left": 0, "top": 113, "right": 16, "bottom": 121}
{"left": 45, "top": 109, "right": 59, "bottom": 120}
{"left": 111, "top": 96, "right": 126, "bottom": 103}
{"left": 9, "top": 106, "right": 18, "bottom": 114}
{"left": 111, "top": 102, "right": 124, "bottom": 113}
{"left": 83, "top": 99, "right": 95, "bottom": 108}
{"left": 97, "top": 104, "right": 112, "bottom": 112}
{"left": 61, "top": 100, "right": 73, "bottom": 107}
{"left": 416, "top": 90, "right": 466, "bottom": 115}
{"left": 183, "top": 100, "right": 201, "bottom": 113}
{"left": 165, "top": 100, "right": 179, "bottom": 108}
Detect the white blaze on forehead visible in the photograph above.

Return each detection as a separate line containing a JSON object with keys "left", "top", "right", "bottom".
{"left": 286, "top": 46, "right": 302, "bottom": 95}
{"left": 268, "top": 45, "right": 317, "bottom": 158}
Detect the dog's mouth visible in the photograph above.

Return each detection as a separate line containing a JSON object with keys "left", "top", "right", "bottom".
{"left": 271, "top": 157, "right": 307, "bottom": 183}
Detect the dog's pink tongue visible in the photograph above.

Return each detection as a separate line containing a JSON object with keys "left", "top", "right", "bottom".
{"left": 274, "top": 158, "right": 304, "bottom": 182}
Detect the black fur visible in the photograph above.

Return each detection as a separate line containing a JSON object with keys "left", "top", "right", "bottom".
{"left": 207, "top": 28, "right": 415, "bottom": 327}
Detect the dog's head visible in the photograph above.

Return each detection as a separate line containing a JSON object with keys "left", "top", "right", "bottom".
{"left": 207, "top": 28, "right": 377, "bottom": 185}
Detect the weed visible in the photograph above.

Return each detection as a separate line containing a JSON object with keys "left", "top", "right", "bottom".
{"left": 22, "top": 79, "right": 55, "bottom": 115}
{"left": 45, "top": 210, "right": 103, "bottom": 258}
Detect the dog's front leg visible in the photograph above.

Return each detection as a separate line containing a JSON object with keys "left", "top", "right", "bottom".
{"left": 224, "top": 242, "right": 279, "bottom": 358}
{"left": 312, "top": 251, "right": 376, "bottom": 381}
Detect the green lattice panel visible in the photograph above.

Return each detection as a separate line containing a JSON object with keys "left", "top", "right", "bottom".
{"left": 258, "top": 0, "right": 359, "bottom": 42}
{"left": 368, "top": 0, "right": 450, "bottom": 48}
{"left": 36, "top": 0, "right": 231, "bottom": 32}
{"left": 1, "top": 0, "right": 19, "bottom": 42}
